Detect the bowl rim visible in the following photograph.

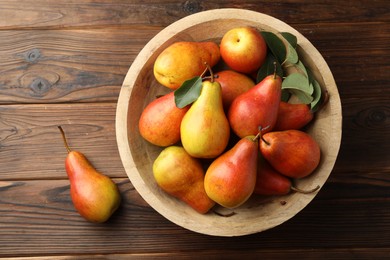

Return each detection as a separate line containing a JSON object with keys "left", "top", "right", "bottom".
{"left": 116, "top": 8, "right": 342, "bottom": 236}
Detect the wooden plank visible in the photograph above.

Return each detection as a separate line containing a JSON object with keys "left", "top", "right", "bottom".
{"left": 0, "top": 179, "right": 388, "bottom": 256}
{"left": 0, "top": 94, "right": 389, "bottom": 180}
{"left": 335, "top": 97, "right": 390, "bottom": 172}
{"left": 0, "top": 103, "right": 125, "bottom": 180}
{"left": 6, "top": 248, "right": 390, "bottom": 259}
{"left": 0, "top": 28, "right": 161, "bottom": 104}
{"left": 0, "top": 0, "right": 388, "bottom": 29}
{"left": 0, "top": 22, "right": 388, "bottom": 104}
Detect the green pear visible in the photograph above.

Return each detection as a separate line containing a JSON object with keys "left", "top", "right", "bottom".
{"left": 58, "top": 126, "right": 121, "bottom": 223}
{"left": 154, "top": 41, "right": 220, "bottom": 90}
{"left": 180, "top": 80, "right": 230, "bottom": 158}
{"left": 228, "top": 74, "right": 282, "bottom": 138}
{"left": 204, "top": 135, "right": 259, "bottom": 209}
{"left": 153, "top": 146, "right": 215, "bottom": 214}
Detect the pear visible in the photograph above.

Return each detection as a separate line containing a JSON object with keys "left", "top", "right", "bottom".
{"left": 180, "top": 80, "right": 230, "bottom": 158}
{"left": 228, "top": 74, "right": 282, "bottom": 138}
{"left": 273, "top": 101, "right": 314, "bottom": 131}
{"left": 259, "top": 129, "right": 321, "bottom": 179}
{"left": 204, "top": 135, "right": 259, "bottom": 209}
{"left": 153, "top": 146, "right": 215, "bottom": 214}
{"left": 254, "top": 159, "right": 320, "bottom": 196}
{"left": 139, "top": 92, "right": 190, "bottom": 147}
{"left": 154, "top": 41, "right": 220, "bottom": 90}
{"left": 58, "top": 126, "right": 121, "bottom": 223}
{"left": 215, "top": 70, "right": 255, "bottom": 111}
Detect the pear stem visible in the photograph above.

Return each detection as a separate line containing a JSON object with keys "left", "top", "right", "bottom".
{"left": 252, "top": 131, "right": 261, "bottom": 142}
{"left": 291, "top": 185, "right": 320, "bottom": 194}
{"left": 200, "top": 62, "right": 209, "bottom": 78}
{"left": 58, "top": 125, "right": 71, "bottom": 153}
{"left": 207, "top": 63, "right": 214, "bottom": 83}
{"left": 258, "top": 125, "right": 270, "bottom": 145}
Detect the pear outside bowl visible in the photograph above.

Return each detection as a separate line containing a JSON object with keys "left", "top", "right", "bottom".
{"left": 116, "top": 9, "right": 342, "bottom": 237}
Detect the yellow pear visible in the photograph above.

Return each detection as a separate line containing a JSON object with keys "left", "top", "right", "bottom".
{"left": 180, "top": 80, "right": 230, "bottom": 158}
{"left": 153, "top": 146, "right": 215, "bottom": 214}
{"left": 153, "top": 41, "right": 220, "bottom": 90}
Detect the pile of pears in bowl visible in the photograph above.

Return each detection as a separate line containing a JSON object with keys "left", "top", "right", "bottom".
{"left": 116, "top": 9, "right": 342, "bottom": 237}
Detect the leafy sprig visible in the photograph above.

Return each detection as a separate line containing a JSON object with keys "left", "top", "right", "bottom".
{"left": 259, "top": 31, "right": 324, "bottom": 110}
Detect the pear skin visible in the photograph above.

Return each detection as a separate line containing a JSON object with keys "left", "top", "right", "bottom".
{"left": 154, "top": 41, "right": 220, "bottom": 90}
{"left": 139, "top": 92, "right": 190, "bottom": 147}
{"left": 273, "top": 101, "right": 314, "bottom": 131}
{"left": 180, "top": 80, "right": 230, "bottom": 158}
{"left": 254, "top": 159, "right": 292, "bottom": 196}
{"left": 58, "top": 126, "right": 121, "bottom": 223}
{"left": 204, "top": 135, "right": 258, "bottom": 209}
{"left": 228, "top": 74, "right": 282, "bottom": 138}
{"left": 153, "top": 146, "right": 215, "bottom": 214}
{"left": 215, "top": 70, "right": 255, "bottom": 111}
{"left": 254, "top": 159, "right": 320, "bottom": 195}
{"left": 260, "top": 129, "right": 321, "bottom": 179}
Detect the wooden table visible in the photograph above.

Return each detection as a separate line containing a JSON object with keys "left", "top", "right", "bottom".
{"left": 1, "top": 1, "right": 389, "bottom": 258}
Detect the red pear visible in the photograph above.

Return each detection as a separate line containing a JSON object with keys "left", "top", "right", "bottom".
{"left": 139, "top": 92, "right": 190, "bottom": 147}
{"left": 260, "top": 129, "right": 321, "bottom": 179}
{"left": 228, "top": 74, "right": 282, "bottom": 138}
{"left": 273, "top": 101, "right": 314, "bottom": 131}
{"left": 254, "top": 159, "right": 320, "bottom": 195}
{"left": 58, "top": 126, "right": 121, "bottom": 223}
{"left": 215, "top": 70, "right": 255, "bottom": 111}
{"left": 204, "top": 135, "right": 259, "bottom": 209}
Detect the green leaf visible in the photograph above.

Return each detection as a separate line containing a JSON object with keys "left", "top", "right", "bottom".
{"left": 289, "top": 89, "right": 313, "bottom": 104}
{"left": 256, "top": 53, "right": 283, "bottom": 83}
{"left": 282, "top": 73, "right": 313, "bottom": 95}
{"left": 281, "top": 37, "right": 299, "bottom": 65}
{"left": 310, "top": 79, "right": 322, "bottom": 111}
{"left": 261, "top": 31, "right": 286, "bottom": 64}
{"left": 306, "top": 65, "right": 314, "bottom": 84}
{"left": 281, "top": 32, "right": 298, "bottom": 49}
{"left": 174, "top": 76, "right": 202, "bottom": 108}
{"left": 295, "top": 61, "right": 309, "bottom": 78}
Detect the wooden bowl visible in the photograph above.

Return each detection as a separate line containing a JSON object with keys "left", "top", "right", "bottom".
{"left": 116, "top": 9, "right": 342, "bottom": 236}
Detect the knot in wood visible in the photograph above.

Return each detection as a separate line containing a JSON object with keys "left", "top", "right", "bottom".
{"left": 29, "top": 77, "right": 51, "bottom": 96}
{"left": 25, "top": 48, "right": 41, "bottom": 63}
{"left": 183, "top": 0, "right": 202, "bottom": 14}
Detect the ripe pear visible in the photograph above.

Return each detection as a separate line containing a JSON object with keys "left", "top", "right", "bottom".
{"left": 254, "top": 159, "right": 320, "bottom": 196}
{"left": 153, "top": 41, "right": 220, "bottom": 90}
{"left": 180, "top": 80, "right": 230, "bottom": 158}
{"left": 220, "top": 27, "right": 267, "bottom": 74}
{"left": 204, "top": 135, "right": 259, "bottom": 209}
{"left": 228, "top": 74, "right": 282, "bottom": 138}
{"left": 139, "top": 92, "right": 190, "bottom": 147}
{"left": 273, "top": 101, "right": 314, "bottom": 131}
{"left": 58, "top": 126, "right": 121, "bottom": 223}
{"left": 260, "top": 129, "right": 321, "bottom": 179}
{"left": 215, "top": 70, "right": 255, "bottom": 111}
{"left": 153, "top": 146, "right": 215, "bottom": 214}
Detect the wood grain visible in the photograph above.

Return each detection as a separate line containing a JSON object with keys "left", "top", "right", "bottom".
{"left": 0, "top": 0, "right": 389, "bottom": 258}
{"left": 0, "top": 103, "right": 125, "bottom": 180}
{"left": 1, "top": 23, "right": 388, "bottom": 104}
{"left": 0, "top": 0, "right": 388, "bottom": 29}
{"left": 0, "top": 178, "right": 389, "bottom": 256}
{"left": 0, "top": 28, "right": 160, "bottom": 104}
